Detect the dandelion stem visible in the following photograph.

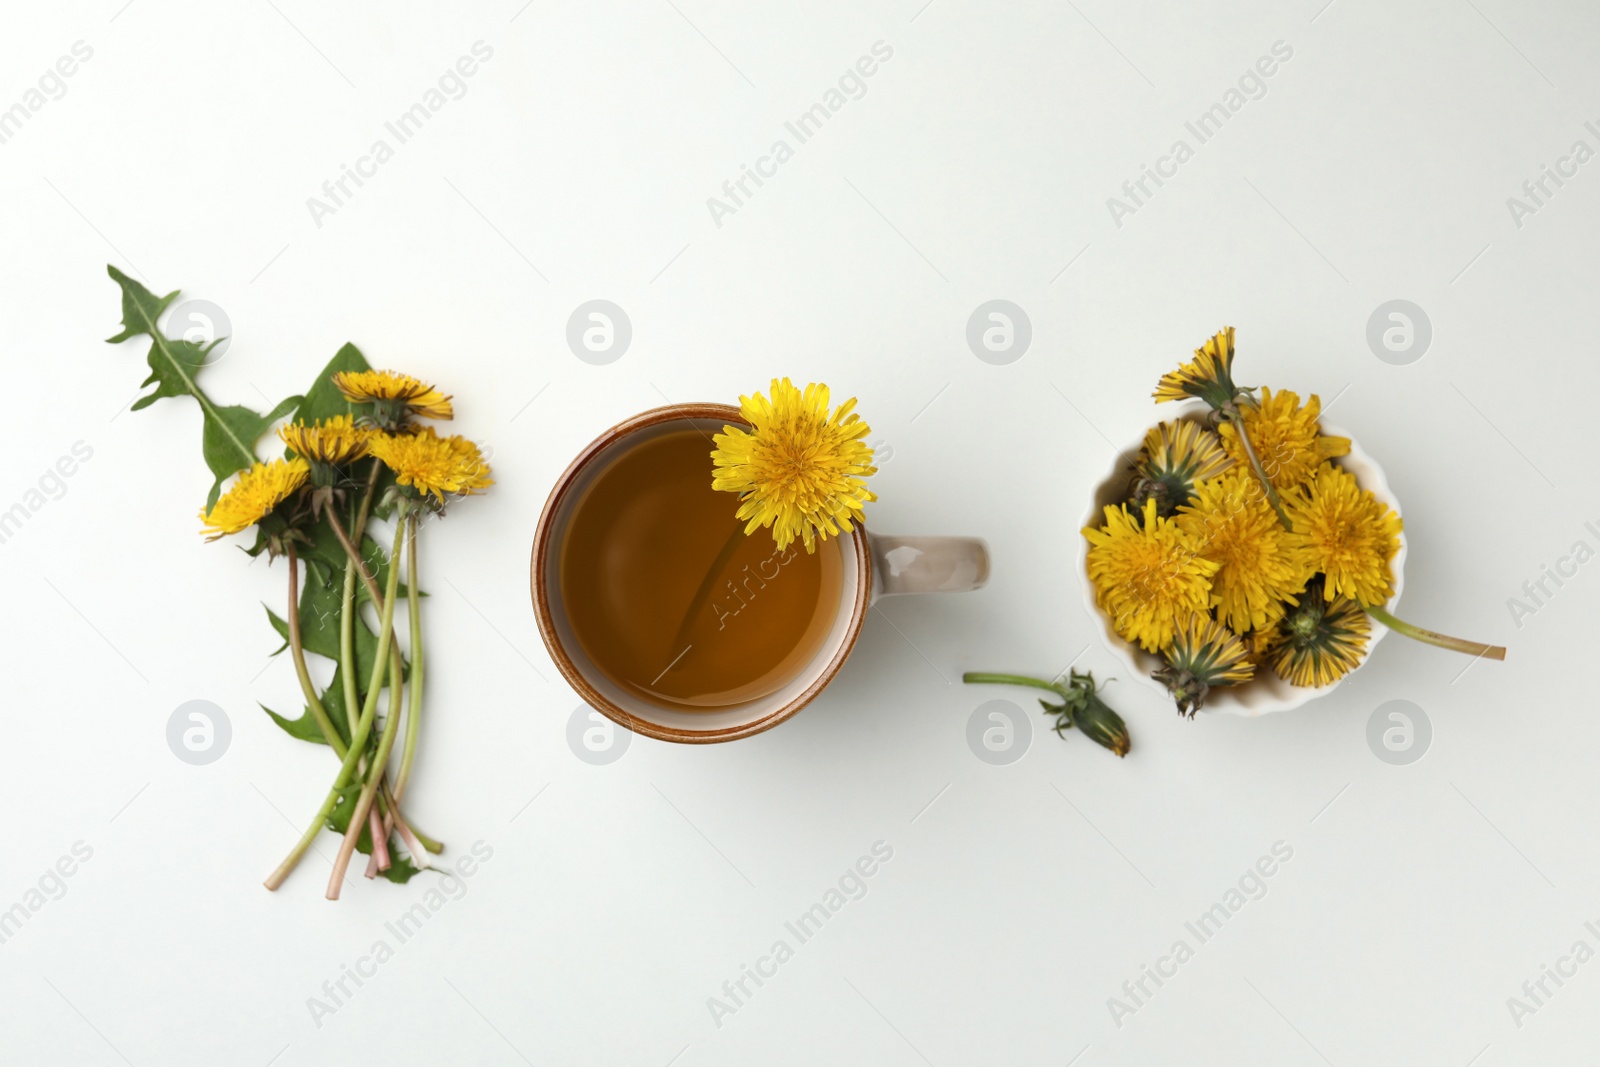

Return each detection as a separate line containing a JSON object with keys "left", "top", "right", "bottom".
{"left": 341, "top": 461, "right": 380, "bottom": 736}
{"left": 336, "top": 541, "right": 379, "bottom": 825}
{"left": 350, "top": 458, "right": 382, "bottom": 544}
{"left": 962, "top": 672, "right": 1068, "bottom": 697}
{"left": 394, "top": 510, "right": 425, "bottom": 801}
{"left": 323, "top": 488, "right": 415, "bottom": 847}
{"left": 296, "top": 551, "right": 405, "bottom": 847}
{"left": 286, "top": 545, "right": 346, "bottom": 758}
{"left": 264, "top": 505, "right": 408, "bottom": 893}
{"left": 368, "top": 781, "right": 442, "bottom": 875}
{"left": 1360, "top": 602, "right": 1506, "bottom": 661}
{"left": 351, "top": 460, "right": 441, "bottom": 860}
{"left": 328, "top": 599, "right": 407, "bottom": 899}
{"left": 383, "top": 782, "right": 442, "bottom": 853}
{"left": 1221, "top": 401, "right": 1292, "bottom": 527}
{"left": 327, "top": 506, "right": 385, "bottom": 610}
{"left": 367, "top": 807, "right": 390, "bottom": 874}
{"left": 338, "top": 558, "right": 361, "bottom": 737}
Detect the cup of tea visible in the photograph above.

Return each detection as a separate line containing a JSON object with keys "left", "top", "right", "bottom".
{"left": 531, "top": 403, "right": 989, "bottom": 743}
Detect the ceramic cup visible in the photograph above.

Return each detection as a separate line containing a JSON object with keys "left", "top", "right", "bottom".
{"left": 1078, "top": 404, "right": 1407, "bottom": 717}
{"left": 532, "top": 403, "right": 990, "bottom": 743}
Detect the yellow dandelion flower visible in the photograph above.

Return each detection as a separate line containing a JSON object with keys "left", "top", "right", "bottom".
{"left": 333, "top": 370, "right": 454, "bottom": 422}
{"left": 199, "top": 458, "right": 309, "bottom": 540}
{"left": 710, "top": 378, "right": 877, "bottom": 553}
{"left": 1133, "top": 419, "right": 1234, "bottom": 516}
{"left": 1083, "top": 498, "right": 1219, "bottom": 653}
{"left": 1268, "top": 582, "right": 1371, "bottom": 687}
{"left": 1154, "top": 613, "right": 1256, "bottom": 716}
{"left": 1284, "top": 463, "right": 1402, "bottom": 606}
{"left": 1243, "top": 621, "right": 1281, "bottom": 667}
{"left": 369, "top": 427, "right": 494, "bottom": 504}
{"left": 1177, "top": 470, "right": 1313, "bottom": 632}
{"left": 1153, "top": 327, "right": 1239, "bottom": 409}
{"left": 278, "top": 414, "right": 374, "bottom": 466}
{"left": 443, "top": 434, "right": 495, "bottom": 492}
{"left": 1218, "top": 387, "right": 1350, "bottom": 490}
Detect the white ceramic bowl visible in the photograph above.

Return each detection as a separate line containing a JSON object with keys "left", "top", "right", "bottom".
{"left": 1077, "top": 404, "right": 1407, "bottom": 717}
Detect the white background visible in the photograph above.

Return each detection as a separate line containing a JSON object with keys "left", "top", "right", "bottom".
{"left": 2, "top": 1, "right": 1597, "bottom": 1064}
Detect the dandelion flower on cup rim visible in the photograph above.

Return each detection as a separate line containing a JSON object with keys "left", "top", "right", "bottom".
{"left": 1283, "top": 463, "right": 1402, "bottom": 606}
{"left": 369, "top": 427, "right": 494, "bottom": 505}
{"left": 1153, "top": 327, "right": 1240, "bottom": 410}
{"left": 333, "top": 370, "right": 454, "bottom": 423}
{"left": 710, "top": 378, "right": 877, "bottom": 553}
{"left": 199, "top": 458, "right": 309, "bottom": 540}
{"left": 1083, "top": 498, "right": 1219, "bottom": 653}
{"left": 1218, "top": 387, "right": 1350, "bottom": 491}
{"left": 1177, "top": 469, "right": 1312, "bottom": 633}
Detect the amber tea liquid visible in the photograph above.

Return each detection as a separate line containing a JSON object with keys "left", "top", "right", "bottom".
{"left": 560, "top": 428, "right": 843, "bottom": 709}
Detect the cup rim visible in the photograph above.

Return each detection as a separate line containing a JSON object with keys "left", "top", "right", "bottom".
{"left": 530, "top": 402, "right": 872, "bottom": 744}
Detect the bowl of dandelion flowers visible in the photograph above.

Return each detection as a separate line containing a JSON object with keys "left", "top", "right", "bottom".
{"left": 1078, "top": 327, "right": 1505, "bottom": 718}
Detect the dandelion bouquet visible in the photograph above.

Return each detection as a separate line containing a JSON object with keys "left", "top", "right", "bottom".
{"left": 106, "top": 267, "right": 492, "bottom": 897}
{"left": 1086, "top": 327, "right": 1503, "bottom": 715}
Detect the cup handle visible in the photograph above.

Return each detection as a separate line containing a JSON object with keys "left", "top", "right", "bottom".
{"left": 867, "top": 534, "right": 990, "bottom": 603}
